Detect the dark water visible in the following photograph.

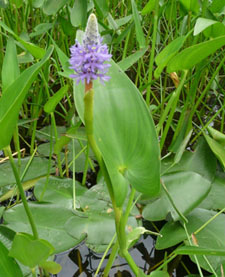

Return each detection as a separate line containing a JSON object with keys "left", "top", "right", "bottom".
{"left": 54, "top": 235, "right": 157, "bottom": 277}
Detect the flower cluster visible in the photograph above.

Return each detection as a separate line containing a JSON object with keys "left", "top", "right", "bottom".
{"left": 69, "top": 14, "right": 112, "bottom": 85}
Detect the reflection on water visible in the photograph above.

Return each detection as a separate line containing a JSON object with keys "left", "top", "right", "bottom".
{"left": 54, "top": 235, "right": 155, "bottom": 276}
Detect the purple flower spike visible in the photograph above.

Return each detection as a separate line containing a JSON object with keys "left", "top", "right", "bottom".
{"left": 69, "top": 14, "right": 112, "bottom": 85}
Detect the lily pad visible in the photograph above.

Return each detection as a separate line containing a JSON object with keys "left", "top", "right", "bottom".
{"left": 34, "top": 176, "right": 87, "bottom": 208}
{"left": 143, "top": 171, "right": 211, "bottom": 221}
{"left": 3, "top": 203, "right": 81, "bottom": 253}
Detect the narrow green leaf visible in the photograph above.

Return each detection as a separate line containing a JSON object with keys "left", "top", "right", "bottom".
{"left": 44, "top": 85, "right": 68, "bottom": 113}
{"left": 0, "top": 21, "right": 46, "bottom": 59}
{"left": 167, "top": 35, "right": 225, "bottom": 72}
{"left": 207, "top": 126, "right": 225, "bottom": 147}
{"left": 0, "top": 46, "right": 54, "bottom": 150}
{"left": 0, "top": 241, "right": 23, "bottom": 277}
{"left": 1, "top": 37, "right": 20, "bottom": 93}
{"left": 131, "top": 0, "right": 146, "bottom": 48}
{"left": 154, "top": 36, "right": 186, "bottom": 78}
{"left": 175, "top": 245, "right": 225, "bottom": 256}
{"left": 118, "top": 47, "right": 148, "bottom": 71}
{"left": 142, "top": 0, "right": 156, "bottom": 15}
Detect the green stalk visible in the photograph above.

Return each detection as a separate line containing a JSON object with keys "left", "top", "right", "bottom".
{"left": 72, "top": 139, "right": 76, "bottom": 210}
{"left": 146, "top": 0, "right": 159, "bottom": 106}
{"left": 103, "top": 240, "right": 119, "bottom": 277}
{"left": 159, "top": 70, "right": 188, "bottom": 151}
{"left": 83, "top": 84, "right": 139, "bottom": 275}
{"left": 4, "top": 145, "right": 38, "bottom": 239}
{"left": 95, "top": 233, "right": 116, "bottom": 277}
{"left": 51, "top": 112, "right": 63, "bottom": 177}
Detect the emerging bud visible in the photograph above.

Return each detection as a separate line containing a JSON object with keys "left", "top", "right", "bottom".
{"left": 69, "top": 13, "right": 112, "bottom": 85}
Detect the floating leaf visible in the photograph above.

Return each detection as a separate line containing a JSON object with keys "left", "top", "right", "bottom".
{"left": 143, "top": 171, "right": 211, "bottom": 221}
{"left": 4, "top": 203, "right": 80, "bottom": 253}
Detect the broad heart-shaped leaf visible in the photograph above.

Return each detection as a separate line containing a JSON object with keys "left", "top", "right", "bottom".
{"left": 142, "top": 171, "right": 211, "bottom": 222}
{"left": 0, "top": 46, "right": 54, "bottom": 150}
{"left": 9, "top": 233, "right": 54, "bottom": 268}
{"left": 194, "top": 18, "right": 225, "bottom": 37}
{"left": 156, "top": 208, "right": 225, "bottom": 274}
{"left": 65, "top": 211, "right": 138, "bottom": 253}
{"left": 3, "top": 203, "right": 81, "bottom": 253}
{"left": 74, "top": 61, "right": 160, "bottom": 207}
{"left": 167, "top": 35, "right": 225, "bottom": 72}
{"left": 0, "top": 241, "right": 23, "bottom": 277}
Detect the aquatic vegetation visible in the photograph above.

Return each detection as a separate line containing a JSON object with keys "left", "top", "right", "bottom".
{"left": 0, "top": 1, "right": 225, "bottom": 276}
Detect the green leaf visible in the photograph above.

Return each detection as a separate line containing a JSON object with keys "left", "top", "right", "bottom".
{"left": 156, "top": 208, "right": 225, "bottom": 274}
{"left": 4, "top": 203, "right": 81, "bottom": 253}
{"left": 131, "top": 0, "right": 146, "bottom": 48}
{"left": 74, "top": 61, "right": 160, "bottom": 206}
{"left": 209, "top": 0, "right": 225, "bottom": 13}
{"left": 30, "top": 23, "right": 53, "bottom": 38}
{"left": 154, "top": 36, "right": 186, "bottom": 78}
{"left": 1, "top": 37, "right": 20, "bottom": 93}
{"left": 70, "top": 0, "right": 87, "bottom": 28}
{"left": 0, "top": 241, "right": 23, "bottom": 277}
{"left": 44, "top": 85, "right": 69, "bottom": 113}
{"left": 92, "top": 0, "right": 108, "bottom": 18}
{"left": 162, "top": 137, "right": 217, "bottom": 182}
{"left": 0, "top": 21, "right": 46, "bottom": 59}
{"left": 149, "top": 271, "right": 170, "bottom": 277}
{"left": 0, "top": 46, "right": 53, "bottom": 150}
{"left": 207, "top": 126, "right": 225, "bottom": 147}
{"left": 142, "top": 0, "right": 156, "bottom": 15}
{"left": 200, "top": 171, "right": 225, "bottom": 210}
{"left": 0, "top": 0, "right": 8, "bottom": 8}
{"left": 42, "top": 0, "right": 70, "bottom": 15}
{"left": 9, "top": 233, "right": 54, "bottom": 268}
{"left": 65, "top": 211, "right": 137, "bottom": 253}
{"left": 142, "top": 171, "right": 211, "bottom": 221}
{"left": 175, "top": 245, "right": 225, "bottom": 256}
{"left": 11, "top": 0, "right": 22, "bottom": 8}
{"left": 167, "top": 36, "right": 225, "bottom": 72}
{"left": 34, "top": 176, "right": 87, "bottom": 208}
{"left": 0, "top": 157, "right": 53, "bottom": 188}
{"left": 118, "top": 47, "right": 148, "bottom": 71}
{"left": 204, "top": 134, "right": 225, "bottom": 169}
{"left": 194, "top": 18, "right": 225, "bottom": 38}
{"left": 39, "top": 260, "right": 62, "bottom": 274}
{"left": 179, "top": 0, "right": 200, "bottom": 14}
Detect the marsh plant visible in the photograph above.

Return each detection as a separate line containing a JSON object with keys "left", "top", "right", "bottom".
{"left": 0, "top": 1, "right": 225, "bottom": 277}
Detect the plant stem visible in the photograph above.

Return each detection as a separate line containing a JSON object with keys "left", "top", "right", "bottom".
{"left": 103, "top": 240, "right": 119, "bottom": 277}
{"left": 4, "top": 145, "right": 39, "bottom": 239}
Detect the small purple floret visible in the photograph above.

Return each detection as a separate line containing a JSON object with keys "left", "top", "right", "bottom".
{"left": 69, "top": 38, "right": 112, "bottom": 85}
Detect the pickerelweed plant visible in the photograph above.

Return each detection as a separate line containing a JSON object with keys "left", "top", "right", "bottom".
{"left": 69, "top": 13, "right": 161, "bottom": 276}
